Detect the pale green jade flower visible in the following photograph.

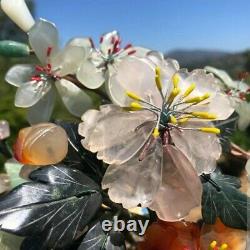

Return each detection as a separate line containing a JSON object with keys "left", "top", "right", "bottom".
{"left": 5, "top": 19, "right": 93, "bottom": 122}
{"left": 76, "top": 30, "right": 149, "bottom": 91}
{"left": 2, "top": 0, "right": 96, "bottom": 122}
{"left": 79, "top": 54, "right": 234, "bottom": 221}
{"left": 205, "top": 66, "right": 250, "bottom": 131}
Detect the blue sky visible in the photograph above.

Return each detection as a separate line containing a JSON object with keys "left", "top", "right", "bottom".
{"left": 35, "top": 0, "right": 250, "bottom": 53}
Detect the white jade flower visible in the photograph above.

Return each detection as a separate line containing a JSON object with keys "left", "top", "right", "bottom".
{"left": 76, "top": 30, "right": 149, "bottom": 90}
{"left": 5, "top": 19, "right": 95, "bottom": 122}
{"left": 79, "top": 53, "right": 234, "bottom": 221}
{"left": 205, "top": 66, "right": 250, "bottom": 131}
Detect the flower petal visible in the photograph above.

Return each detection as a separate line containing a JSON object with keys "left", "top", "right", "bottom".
{"left": 27, "top": 87, "right": 55, "bottom": 124}
{"left": 28, "top": 19, "right": 59, "bottom": 64}
{"left": 15, "top": 80, "right": 51, "bottom": 108}
{"left": 102, "top": 137, "right": 162, "bottom": 208}
{"left": 79, "top": 104, "right": 120, "bottom": 145}
{"left": 171, "top": 121, "right": 222, "bottom": 174}
{"left": 55, "top": 79, "right": 100, "bottom": 117}
{"left": 96, "top": 120, "right": 155, "bottom": 164}
{"left": 205, "top": 66, "right": 249, "bottom": 92}
{"left": 149, "top": 145, "right": 202, "bottom": 221}
{"left": 179, "top": 69, "right": 234, "bottom": 120}
{"left": 81, "top": 109, "right": 156, "bottom": 164}
{"left": 51, "top": 45, "right": 86, "bottom": 76}
{"left": 76, "top": 60, "right": 105, "bottom": 89}
{"left": 100, "top": 30, "right": 119, "bottom": 56}
{"left": 108, "top": 56, "right": 161, "bottom": 107}
{"left": 235, "top": 102, "right": 250, "bottom": 131}
{"left": 147, "top": 52, "right": 180, "bottom": 97}
{"left": 5, "top": 64, "right": 35, "bottom": 87}
{"left": 66, "top": 37, "right": 93, "bottom": 50}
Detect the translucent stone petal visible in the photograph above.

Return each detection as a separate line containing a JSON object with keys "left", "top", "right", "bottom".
{"left": 27, "top": 87, "right": 55, "bottom": 124}
{"left": 15, "top": 80, "right": 51, "bottom": 108}
{"left": 85, "top": 110, "right": 155, "bottom": 153}
{"left": 14, "top": 123, "right": 68, "bottom": 166}
{"left": 96, "top": 120, "right": 156, "bottom": 164}
{"left": 1, "top": 0, "right": 35, "bottom": 32}
{"left": 149, "top": 145, "right": 202, "bottom": 221}
{"left": 5, "top": 64, "right": 35, "bottom": 87}
{"left": 107, "top": 73, "right": 127, "bottom": 106}
{"left": 146, "top": 53, "right": 180, "bottom": 97}
{"left": 205, "top": 66, "right": 233, "bottom": 88}
{"left": 187, "top": 92, "right": 234, "bottom": 120}
{"left": 100, "top": 30, "right": 119, "bottom": 56}
{"left": 0, "top": 120, "right": 10, "bottom": 140}
{"left": 66, "top": 37, "right": 93, "bottom": 51}
{"left": 205, "top": 66, "right": 249, "bottom": 92}
{"left": 146, "top": 50, "right": 165, "bottom": 65}
{"left": 51, "top": 45, "right": 86, "bottom": 76}
{"left": 76, "top": 60, "right": 105, "bottom": 89}
{"left": 236, "top": 102, "right": 250, "bottom": 131}
{"left": 79, "top": 105, "right": 121, "bottom": 147}
{"left": 78, "top": 109, "right": 100, "bottom": 138}
{"left": 171, "top": 121, "right": 222, "bottom": 174}
{"left": 102, "top": 138, "right": 162, "bottom": 208}
{"left": 55, "top": 79, "right": 99, "bottom": 117}
{"left": 108, "top": 56, "right": 162, "bottom": 107}
{"left": 177, "top": 69, "right": 234, "bottom": 120}
{"left": 28, "top": 19, "right": 59, "bottom": 64}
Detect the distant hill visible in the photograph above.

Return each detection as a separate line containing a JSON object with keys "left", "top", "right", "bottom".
{"left": 165, "top": 49, "right": 248, "bottom": 77}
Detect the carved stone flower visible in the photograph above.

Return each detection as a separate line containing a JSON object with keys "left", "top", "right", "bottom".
{"left": 79, "top": 54, "right": 234, "bottom": 221}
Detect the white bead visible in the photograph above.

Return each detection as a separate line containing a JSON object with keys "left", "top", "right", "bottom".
{"left": 1, "top": 0, "right": 35, "bottom": 32}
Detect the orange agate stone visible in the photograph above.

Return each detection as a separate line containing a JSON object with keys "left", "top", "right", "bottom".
{"left": 200, "top": 219, "right": 247, "bottom": 250}
{"left": 137, "top": 220, "right": 200, "bottom": 250}
{"left": 14, "top": 123, "right": 68, "bottom": 166}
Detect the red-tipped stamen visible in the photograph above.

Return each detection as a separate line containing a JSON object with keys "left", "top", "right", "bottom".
{"left": 35, "top": 65, "right": 44, "bottom": 72}
{"left": 127, "top": 49, "right": 136, "bottom": 55}
{"left": 124, "top": 43, "right": 132, "bottom": 50}
{"left": 47, "top": 46, "right": 53, "bottom": 57}
{"left": 111, "top": 36, "right": 116, "bottom": 44}
{"left": 31, "top": 76, "right": 42, "bottom": 82}
{"left": 99, "top": 36, "right": 104, "bottom": 44}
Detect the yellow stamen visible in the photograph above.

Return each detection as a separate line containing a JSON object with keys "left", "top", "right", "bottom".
{"left": 201, "top": 93, "right": 211, "bottom": 101}
{"left": 184, "top": 93, "right": 211, "bottom": 104}
{"left": 152, "top": 128, "right": 160, "bottom": 138}
{"left": 130, "top": 102, "right": 143, "bottom": 110}
{"left": 126, "top": 91, "right": 141, "bottom": 101}
{"left": 183, "top": 83, "right": 196, "bottom": 97}
{"left": 155, "top": 75, "right": 162, "bottom": 91}
{"left": 191, "top": 112, "right": 217, "bottom": 120}
{"left": 209, "top": 241, "right": 217, "bottom": 249}
{"left": 172, "top": 74, "right": 180, "bottom": 88}
{"left": 219, "top": 244, "right": 228, "bottom": 250}
{"left": 199, "top": 127, "right": 221, "bottom": 134}
{"left": 167, "top": 87, "right": 181, "bottom": 104}
{"left": 178, "top": 117, "right": 190, "bottom": 124}
{"left": 184, "top": 96, "right": 202, "bottom": 103}
{"left": 155, "top": 66, "right": 161, "bottom": 76}
{"left": 170, "top": 115, "right": 177, "bottom": 124}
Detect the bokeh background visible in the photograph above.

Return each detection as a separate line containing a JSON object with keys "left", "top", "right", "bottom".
{"left": 0, "top": 0, "right": 250, "bottom": 164}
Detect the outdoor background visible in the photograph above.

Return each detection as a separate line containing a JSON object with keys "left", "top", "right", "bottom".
{"left": 0, "top": 0, "right": 249, "bottom": 162}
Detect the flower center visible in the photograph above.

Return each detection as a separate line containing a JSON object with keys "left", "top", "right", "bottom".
{"left": 126, "top": 66, "right": 221, "bottom": 141}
